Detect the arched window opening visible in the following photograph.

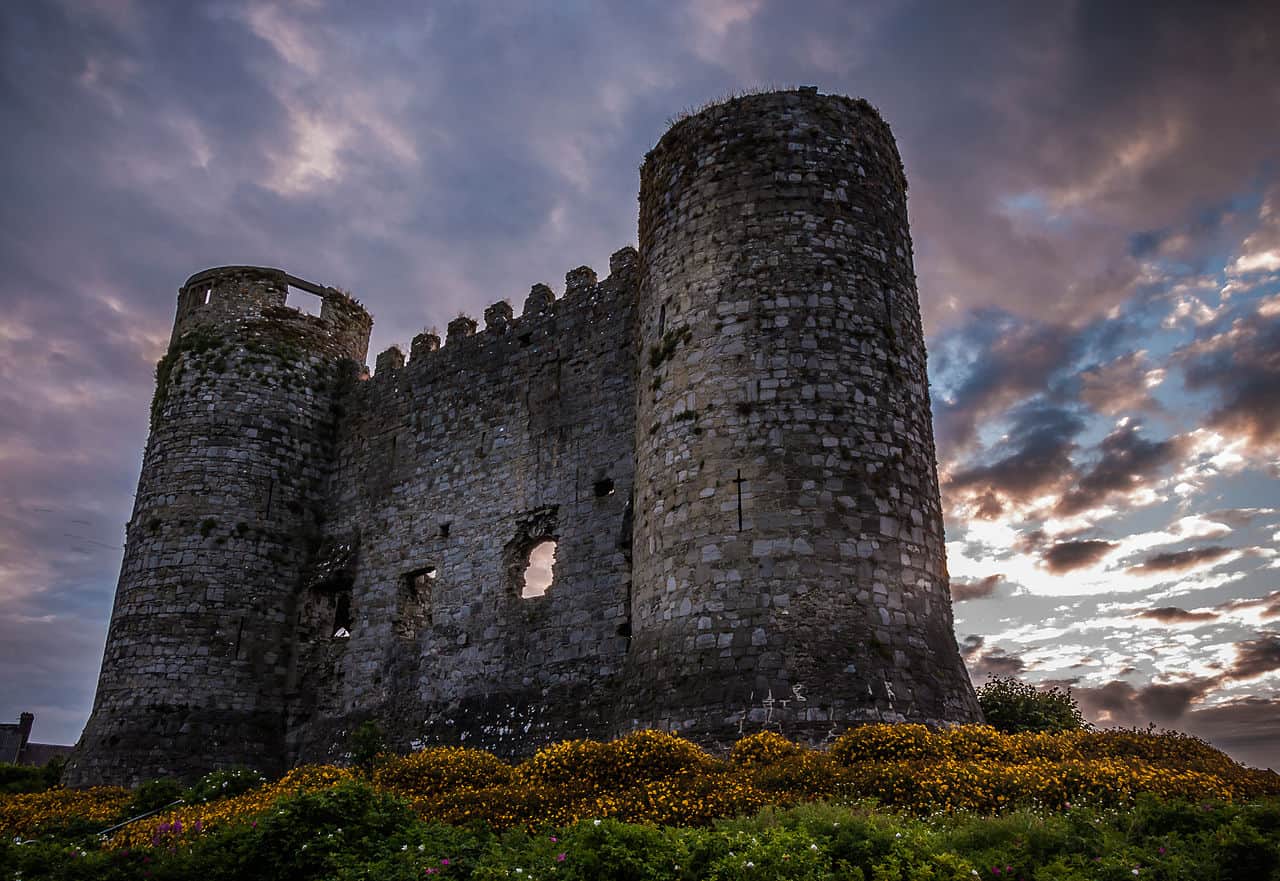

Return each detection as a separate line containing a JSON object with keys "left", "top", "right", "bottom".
{"left": 521, "top": 540, "right": 557, "bottom": 599}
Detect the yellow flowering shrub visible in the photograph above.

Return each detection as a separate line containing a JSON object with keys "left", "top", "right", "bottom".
{"left": 838, "top": 756, "right": 1242, "bottom": 813}
{"left": 16, "top": 723, "right": 1280, "bottom": 844}
{"left": 518, "top": 728, "right": 714, "bottom": 789}
{"left": 373, "top": 745, "right": 513, "bottom": 796}
{"left": 108, "top": 764, "right": 355, "bottom": 849}
{"left": 830, "top": 722, "right": 933, "bottom": 763}
{"left": 607, "top": 770, "right": 770, "bottom": 825}
{"left": 514, "top": 738, "right": 613, "bottom": 788}
{"left": 730, "top": 730, "right": 805, "bottom": 766}
{"left": 936, "top": 724, "right": 1016, "bottom": 760}
{"left": 0, "top": 786, "right": 130, "bottom": 836}
{"left": 410, "top": 782, "right": 578, "bottom": 830}
{"left": 749, "top": 750, "right": 844, "bottom": 800}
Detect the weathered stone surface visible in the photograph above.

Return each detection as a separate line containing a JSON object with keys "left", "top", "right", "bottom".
{"left": 68, "top": 89, "right": 980, "bottom": 787}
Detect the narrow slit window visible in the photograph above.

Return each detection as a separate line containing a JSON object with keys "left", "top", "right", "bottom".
{"left": 204, "top": 287, "right": 213, "bottom": 305}
{"left": 521, "top": 540, "right": 557, "bottom": 599}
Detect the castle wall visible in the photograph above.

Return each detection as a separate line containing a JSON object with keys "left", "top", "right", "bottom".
{"left": 287, "top": 251, "right": 640, "bottom": 761}
{"left": 624, "top": 89, "right": 980, "bottom": 744}
{"left": 67, "top": 268, "right": 371, "bottom": 786}
{"left": 71, "top": 89, "right": 983, "bottom": 784}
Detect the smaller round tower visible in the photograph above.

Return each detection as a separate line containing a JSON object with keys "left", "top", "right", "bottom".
{"left": 67, "top": 267, "right": 371, "bottom": 786}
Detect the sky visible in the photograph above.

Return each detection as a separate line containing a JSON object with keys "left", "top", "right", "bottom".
{"left": 1, "top": 0, "right": 1278, "bottom": 769}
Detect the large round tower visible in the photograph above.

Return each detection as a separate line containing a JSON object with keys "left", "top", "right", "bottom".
{"left": 67, "top": 267, "right": 371, "bottom": 785}
{"left": 622, "top": 88, "right": 981, "bottom": 742}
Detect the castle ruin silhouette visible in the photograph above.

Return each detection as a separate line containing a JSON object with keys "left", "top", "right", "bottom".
{"left": 68, "top": 88, "right": 982, "bottom": 785}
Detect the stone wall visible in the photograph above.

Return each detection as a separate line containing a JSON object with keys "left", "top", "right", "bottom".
{"left": 289, "top": 249, "right": 640, "bottom": 762}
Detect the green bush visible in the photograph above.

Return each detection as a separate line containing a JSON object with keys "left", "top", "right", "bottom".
{"left": 977, "top": 675, "right": 1087, "bottom": 733}
{"left": 6, "top": 795, "right": 1280, "bottom": 881}
{"left": 348, "top": 720, "right": 387, "bottom": 774}
{"left": 0, "top": 758, "right": 62, "bottom": 794}
{"left": 183, "top": 767, "right": 267, "bottom": 804}
{"left": 123, "top": 777, "right": 184, "bottom": 815}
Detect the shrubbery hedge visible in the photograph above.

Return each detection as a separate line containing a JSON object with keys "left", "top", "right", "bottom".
{"left": 2, "top": 725, "right": 1278, "bottom": 879}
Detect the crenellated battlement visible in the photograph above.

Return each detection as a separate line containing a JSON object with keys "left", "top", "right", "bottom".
{"left": 368, "top": 246, "right": 639, "bottom": 382}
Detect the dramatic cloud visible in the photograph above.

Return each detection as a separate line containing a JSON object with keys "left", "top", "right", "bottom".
{"left": 951, "top": 574, "right": 1004, "bottom": 603}
{"left": 1219, "top": 591, "right": 1280, "bottom": 622}
{"left": 932, "top": 317, "right": 1080, "bottom": 454}
{"left": 1226, "top": 633, "right": 1280, "bottom": 680}
{"left": 1, "top": 0, "right": 1278, "bottom": 767}
{"left": 1077, "top": 351, "right": 1164, "bottom": 416}
{"left": 1131, "top": 545, "right": 1234, "bottom": 574}
{"left": 1072, "top": 677, "right": 1216, "bottom": 726}
{"left": 1177, "top": 308, "right": 1280, "bottom": 452}
{"left": 960, "top": 635, "right": 1026, "bottom": 678}
{"left": 1135, "top": 606, "right": 1220, "bottom": 624}
{"left": 1041, "top": 540, "right": 1118, "bottom": 574}
{"left": 945, "top": 403, "right": 1083, "bottom": 518}
{"left": 1179, "top": 698, "right": 1280, "bottom": 770}
{"left": 1054, "top": 423, "right": 1185, "bottom": 516}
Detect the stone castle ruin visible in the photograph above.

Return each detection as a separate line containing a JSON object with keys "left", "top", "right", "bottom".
{"left": 68, "top": 89, "right": 981, "bottom": 785}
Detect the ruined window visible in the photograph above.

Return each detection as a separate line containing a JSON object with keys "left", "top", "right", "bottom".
{"left": 286, "top": 285, "right": 324, "bottom": 316}
{"left": 506, "top": 506, "right": 558, "bottom": 600}
{"left": 522, "top": 541, "right": 557, "bottom": 599}
{"left": 439, "top": 521, "right": 451, "bottom": 539}
{"left": 203, "top": 287, "right": 212, "bottom": 305}
{"left": 594, "top": 478, "right": 615, "bottom": 498}
{"left": 332, "top": 592, "right": 352, "bottom": 638}
{"left": 398, "top": 566, "right": 436, "bottom": 637}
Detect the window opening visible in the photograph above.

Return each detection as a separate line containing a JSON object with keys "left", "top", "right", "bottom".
{"left": 204, "top": 287, "right": 212, "bottom": 305}
{"left": 594, "top": 478, "right": 615, "bottom": 498}
{"left": 286, "top": 285, "right": 325, "bottom": 316}
{"left": 439, "top": 521, "right": 451, "bottom": 539}
{"left": 332, "top": 592, "right": 352, "bottom": 638}
{"left": 521, "top": 540, "right": 557, "bottom": 599}
{"left": 658, "top": 301, "right": 668, "bottom": 336}
{"left": 399, "top": 566, "right": 436, "bottom": 636}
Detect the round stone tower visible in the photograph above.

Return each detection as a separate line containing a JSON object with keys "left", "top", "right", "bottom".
{"left": 623, "top": 88, "right": 981, "bottom": 742}
{"left": 67, "top": 267, "right": 371, "bottom": 786}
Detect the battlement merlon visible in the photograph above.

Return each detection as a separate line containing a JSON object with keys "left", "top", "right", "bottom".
{"left": 367, "top": 246, "right": 639, "bottom": 380}
{"left": 172, "top": 265, "right": 373, "bottom": 363}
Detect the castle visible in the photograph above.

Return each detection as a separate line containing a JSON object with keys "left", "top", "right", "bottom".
{"left": 67, "top": 88, "right": 981, "bottom": 786}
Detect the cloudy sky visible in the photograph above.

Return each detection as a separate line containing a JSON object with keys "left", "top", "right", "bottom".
{"left": 2, "top": 1, "right": 1278, "bottom": 768}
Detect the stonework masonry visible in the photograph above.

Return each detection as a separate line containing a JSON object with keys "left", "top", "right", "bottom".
{"left": 68, "top": 88, "right": 981, "bottom": 786}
